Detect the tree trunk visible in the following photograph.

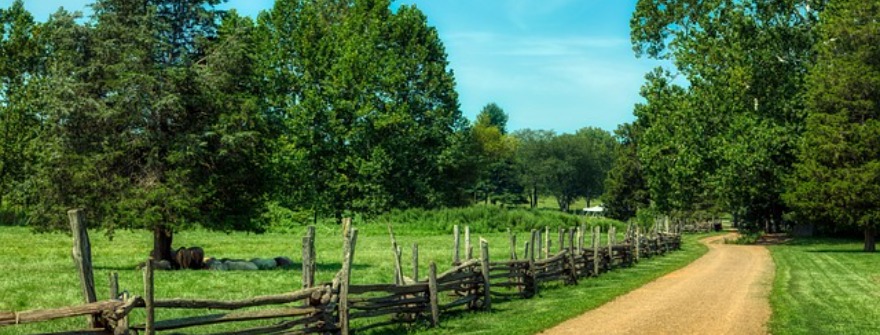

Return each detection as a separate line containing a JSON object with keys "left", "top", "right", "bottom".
{"left": 865, "top": 226, "right": 876, "bottom": 252}
{"left": 151, "top": 226, "right": 174, "bottom": 262}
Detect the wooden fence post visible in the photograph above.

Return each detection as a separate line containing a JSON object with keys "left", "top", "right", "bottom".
{"left": 339, "top": 228, "right": 358, "bottom": 335}
{"left": 524, "top": 241, "right": 530, "bottom": 260}
{"left": 635, "top": 226, "right": 641, "bottom": 262}
{"left": 578, "top": 224, "right": 585, "bottom": 254}
{"left": 509, "top": 229, "right": 517, "bottom": 260}
{"left": 109, "top": 272, "right": 118, "bottom": 300}
{"left": 529, "top": 229, "right": 537, "bottom": 261}
{"left": 412, "top": 243, "right": 419, "bottom": 281}
{"left": 428, "top": 262, "right": 439, "bottom": 327}
{"left": 302, "top": 225, "right": 316, "bottom": 289}
{"left": 116, "top": 292, "right": 130, "bottom": 335}
{"left": 68, "top": 209, "right": 103, "bottom": 329}
{"left": 143, "top": 258, "right": 155, "bottom": 335}
{"left": 536, "top": 229, "right": 543, "bottom": 260}
{"left": 592, "top": 226, "right": 600, "bottom": 276}
{"left": 543, "top": 226, "right": 550, "bottom": 258}
{"left": 465, "top": 226, "right": 471, "bottom": 260}
{"left": 453, "top": 225, "right": 460, "bottom": 264}
{"left": 558, "top": 228, "right": 565, "bottom": 254}
{"left": 479, "top": 238, "right": 491, "bottom": 311}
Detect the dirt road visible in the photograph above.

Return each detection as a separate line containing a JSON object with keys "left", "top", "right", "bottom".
{"left": 541, "top": 234, "right": 773, "bottom": 335}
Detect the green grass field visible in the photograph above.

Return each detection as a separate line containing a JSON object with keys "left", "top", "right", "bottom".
{"left": 769, "top": 238, "right": 880, "bottom": 335}
{"left": 0, "top": 219, "right": 709, "bottom": 334}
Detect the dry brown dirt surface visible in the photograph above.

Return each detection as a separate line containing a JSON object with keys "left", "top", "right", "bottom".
{"left": 540, "top": 234, "right": 774, "bottom": 335}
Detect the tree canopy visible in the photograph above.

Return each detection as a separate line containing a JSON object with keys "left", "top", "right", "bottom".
{"left": 785, "top": 0, "right": 880, "bottom": 251}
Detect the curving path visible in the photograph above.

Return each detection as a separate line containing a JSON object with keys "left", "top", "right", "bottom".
{"left": 540, "top": 234, "right": 774, "bottom": 335}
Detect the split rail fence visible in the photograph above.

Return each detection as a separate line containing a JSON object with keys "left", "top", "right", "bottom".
{"left": 0, "top": 210, "right": 681, "bottom": 334}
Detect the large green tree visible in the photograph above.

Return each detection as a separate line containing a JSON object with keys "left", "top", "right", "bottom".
{"left": 602, "top": 122, "right": 649, "bottom": 221}
{"left": 0, "top": 0, "right": 41, "bottom": 213}
{"left": 513, "top": 129, "right": 554, "bottom": 208}
{"left": 786, "top": 0, "right": 880, "bottom": 251}
{"left": 22, "top": 0, "right": 270, "bottom": 263}
{"left": 261, "top": 0, "right": 465, "bottom": 220}
{"left": 631, "top": 0, "right": 821, "bottom": 228}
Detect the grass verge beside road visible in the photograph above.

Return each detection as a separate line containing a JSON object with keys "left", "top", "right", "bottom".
{"left": 401, "top": 233, "right": 714, "bottom": 335}
{"left": 0, "top": 222, "right": 711, "bottom": 334}
{"left": 769, "top": 238, "right": 880, "bottom": 335}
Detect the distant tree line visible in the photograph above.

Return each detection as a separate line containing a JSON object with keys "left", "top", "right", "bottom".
{"left": 606, "top": 0, "right": 879, "bottom": 251}
{"left": 0, "top": 0, "right": 618, "bottom": 262}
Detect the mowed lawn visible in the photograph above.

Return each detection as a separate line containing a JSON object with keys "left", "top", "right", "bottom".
{"left": 0, "top": 224, "right": 711, "bottom": 334}
{"left": 769, "top": 238, "right": 880, "bottom": 334}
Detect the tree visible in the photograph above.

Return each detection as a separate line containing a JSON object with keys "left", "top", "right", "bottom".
{"left": 0, "top": 0, "right": 41, "bottom": 213}
{"left": 631, "top": 0, "right": 821, "bottom": 227}
{"left": 477, "top": 102, "right": 508, "bottom": 134}
{"left": 471, "top": 103, "right": 521, "bottom": 206}
{"left": 21, "top": 0, "right": 273, "bottom": 264}
{"left": 513, "top": 129, "right": 554, "bottom": 208}
{"left": 602, "top": 123, "right": 649, "bottom": 221}
{"left": 260, "top": 0, "right": 465, "bottom": 220}
{"left": 785, "top": 0, "right": 880, "bottom": 252}
{"left": 543, "top": 128, "right": 615, "bottom": 212}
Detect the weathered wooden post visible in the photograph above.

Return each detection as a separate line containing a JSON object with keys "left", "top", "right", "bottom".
{"left": 536, "top": 229, "right": 543, "bottom": 260}
{"left": 465, "top": 225, "right": 472, "bottom": 260}
{"left": 428, "top": 262, "right": 440, "bottom": 326}
{"left": 339, "top": 228, "right": 358, "bottom": 335}
{"left": 577, "top": 224, "right": 585, "bottom": 254}
{"left": 558, "top": 228, "right": 565, "bottom": 253}
{"left": 143, "top": 258, "right": 155, "bottom": 335}
{"left": 68, "top": 209, "right": 103, "bottom": 329}
{"left": 388, "top": 225, "right": 404, "bottom": 284}
{"left": 608, "top": 226, "right": 615, "bottom": 267}
{"left": 412, "top": 243, "right": 419, "bottom": 281}
{"left": 453, "top": 225, "right": 460, "bottom": 264}
{"left": 303, "top": 225, "right": 316, "bottom": 289}
{"left": 635, "top": 226, "right": 641, "bottom": 262}
{"left": 529, "top": 229, "right": 537, "bottom": 261}
{"left": 592, "top": 226, "right": 600, "bottom": 276}
{"left": 544, "top": 226, "right": 550, "bottom": 258}
{"left": 116, "top": 292, "right": 130, "bottom": 335}
{"left": 109, "top": 272, "right": 119, "bottom": 300}
{"left": 509, "top": 229, "right": 517, "bottom": 260}
{"left": 479, "top": 238, "right": 491, "bottom": 310}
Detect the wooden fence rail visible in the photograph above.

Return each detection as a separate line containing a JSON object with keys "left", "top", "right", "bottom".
{"left": 0, "top": 213, "right": 682, "bottom": 335}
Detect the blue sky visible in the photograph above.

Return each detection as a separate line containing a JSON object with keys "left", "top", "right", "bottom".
{"left": 8, "top": 0, "right": 674, "bottom": 133}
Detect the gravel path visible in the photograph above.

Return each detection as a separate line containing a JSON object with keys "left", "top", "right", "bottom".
{"left": 540, "top": 234, "right": 773, "bottom": 335}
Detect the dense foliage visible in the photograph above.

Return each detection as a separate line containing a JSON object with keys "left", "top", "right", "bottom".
{"left": 619, "top": 0, "right": 878, "bottom": 250}
{"left": 784, "top": 0, "right": 880, "bottom": 251}
{"left": 0, "top": 0, "right": 619, "bottom": 260}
